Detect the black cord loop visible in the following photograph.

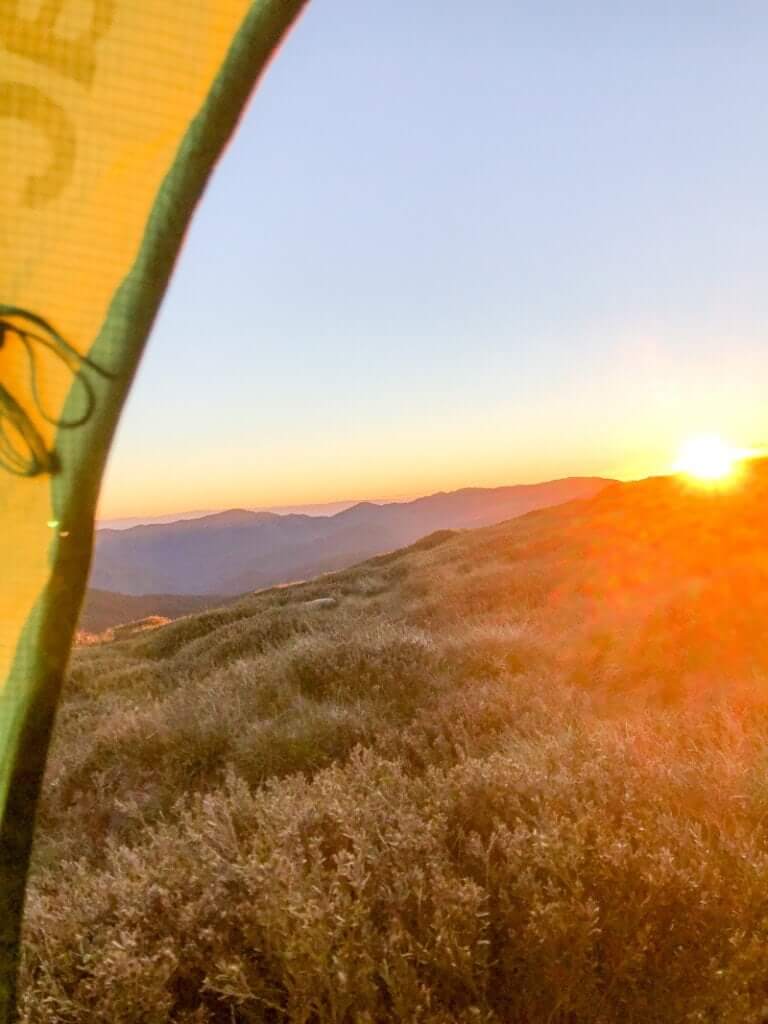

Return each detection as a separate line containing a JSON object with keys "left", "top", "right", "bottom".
{"left": 0, "top": 307, "right": 114, "bottom": 477}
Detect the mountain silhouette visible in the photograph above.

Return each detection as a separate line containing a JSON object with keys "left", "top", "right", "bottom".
{"left": 90, "top": 477, "right": 612, "bottom": 597}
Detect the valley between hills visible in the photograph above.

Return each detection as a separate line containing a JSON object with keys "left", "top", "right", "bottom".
{"left": 22, "top": 460, "right": 768, "bottom": 1022}
{"left": 80, "top": 476, "right": 611, "bottom": 634}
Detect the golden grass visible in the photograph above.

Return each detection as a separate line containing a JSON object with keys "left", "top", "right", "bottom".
{"left": 20, "top": 463, "right": 768, "bottom": 1022}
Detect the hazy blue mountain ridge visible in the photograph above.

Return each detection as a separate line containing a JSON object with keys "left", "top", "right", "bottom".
{"left": 90, "top": 477, "right": 613, "bottom": 597}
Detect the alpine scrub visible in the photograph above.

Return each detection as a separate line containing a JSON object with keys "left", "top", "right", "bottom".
{"left": 20, "top": 466, "right": 768, "bottom": 1023}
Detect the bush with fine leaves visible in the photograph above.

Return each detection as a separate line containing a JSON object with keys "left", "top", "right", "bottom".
{"left": 21, "top": 464, "right": 768, "bottom": 1022}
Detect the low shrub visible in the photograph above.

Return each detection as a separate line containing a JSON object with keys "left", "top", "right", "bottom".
{"left": 283, "top": 624, "right": 439, "bottom": 705}
{"left": 21, "top": 467, "right": 768, "bottom": 1022}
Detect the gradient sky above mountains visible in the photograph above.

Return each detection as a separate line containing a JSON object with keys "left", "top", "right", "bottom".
{"left": 99, "top": 3, "right": 768, "bottom": 518}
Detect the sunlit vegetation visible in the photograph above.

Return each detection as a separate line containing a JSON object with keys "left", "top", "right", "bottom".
{"left": 20, "top": 459, "right": 768, "bottom": 1022}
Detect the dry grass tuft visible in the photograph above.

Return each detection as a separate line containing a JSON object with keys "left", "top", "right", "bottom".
{"left": 20, "top": 464, "right": 768, "bottom": 1022}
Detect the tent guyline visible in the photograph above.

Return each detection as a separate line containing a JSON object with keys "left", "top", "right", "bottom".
{"left": 0, "top": 306, "right": 114, "bottom": 477}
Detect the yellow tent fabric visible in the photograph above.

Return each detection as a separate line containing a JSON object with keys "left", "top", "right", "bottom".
{"left": 0, "top": 2, "right": 306, "bottom": 1017}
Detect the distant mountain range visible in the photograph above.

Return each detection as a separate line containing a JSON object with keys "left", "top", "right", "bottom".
{"left": 95, "top": 498, "right": 373, "bottom": 530}
{"left": 89, "top": 478, "right": 613, "bottom": 600}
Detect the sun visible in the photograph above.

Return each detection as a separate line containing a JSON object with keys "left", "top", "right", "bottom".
{"left": 673, "top": 434, "right": 745, "bottom": 484}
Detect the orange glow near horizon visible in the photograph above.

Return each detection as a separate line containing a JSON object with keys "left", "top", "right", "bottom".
{"left": 96, "top": 433, "right": 766, "bottom": 520}
{"left": 673, "top": 435, "right": 750, "bottom": 486}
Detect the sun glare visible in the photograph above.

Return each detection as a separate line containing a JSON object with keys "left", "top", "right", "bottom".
{"left": 673, "top": 434, "right": 745, "bottom": 484}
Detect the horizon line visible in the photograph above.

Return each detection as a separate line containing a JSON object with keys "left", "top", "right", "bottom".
{"left": 96, "top": 471, "right": 629, "bottom": 528}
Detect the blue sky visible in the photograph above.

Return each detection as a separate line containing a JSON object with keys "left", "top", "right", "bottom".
{"left": 99, "top": 2, "right": 768, "bottom": 516}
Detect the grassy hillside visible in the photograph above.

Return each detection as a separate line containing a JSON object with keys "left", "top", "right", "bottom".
{"left": 20, "top": 460, "right": 768, "bottom": 1023}
{"left": 90, "top": 478, "right": 611, "bottom": 596}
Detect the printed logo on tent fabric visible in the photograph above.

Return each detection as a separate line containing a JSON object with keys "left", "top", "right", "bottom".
{"left": 0, "top": 2, "right": 114, "bottom": 205}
